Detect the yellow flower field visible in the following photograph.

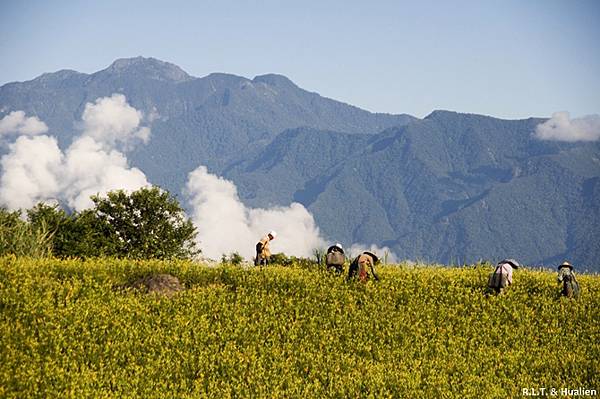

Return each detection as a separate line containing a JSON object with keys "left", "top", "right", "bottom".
{"left": 1, "top": 256, "right": 598, "bottom": 398}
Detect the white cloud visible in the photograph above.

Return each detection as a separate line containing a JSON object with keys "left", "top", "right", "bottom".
{"left": 186, "top": 165, "right": 325, "bottom": 260}
{"left": 63, "top": 136, "right": 148, "bottom": 210}
{"left": 535, "top": 111, "right": 600, "bottom": 142}
{"left": 0, "top": 111, "right": 48, "bottom": 138}
{"left": 0, "top": 95, "right": 150, "bottom": 211}
{"left": 347, "top": 243, "right": 398, "bottom": 264}
{"left": 0, "top": 135, "right": 63, "bottom": 209}
{"left": 80, "top": 94, "right": 150, "bottom": 149}
{"left": 247, "top": 203, "right": 324, "bottom": 259}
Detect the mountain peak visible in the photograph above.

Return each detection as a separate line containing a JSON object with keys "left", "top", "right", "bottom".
{"left": 253, "top": 74, "right": 298, "bottom": 88}
{"left": 105, "top": 56, "right": 192, "bottom": 82}
{"left": 424, "top": 110, "right": 460, "bottom": 120}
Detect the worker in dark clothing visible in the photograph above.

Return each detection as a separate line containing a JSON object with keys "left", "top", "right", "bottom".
{"left": 325, "top": 243, "right": 345, "bottom": 274}
{"left": 557, "top": 261, "right": 580, "bottom": 298}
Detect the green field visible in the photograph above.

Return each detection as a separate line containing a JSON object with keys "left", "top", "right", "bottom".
{"left": 1, "top": 256, "right": 598, "bottom": 398}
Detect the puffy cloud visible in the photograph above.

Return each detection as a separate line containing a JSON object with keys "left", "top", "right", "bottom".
{"left": 80, "top": 94, "right": 150, "bottom": 149}
{"left": 0, "top": 111, "right": 48, "bottom": 137}
{"left": 0, "top": 95, "right": 150, "bottom": 211}
{"left": 186, "top": 166, "right": 325, "bottom": 260}
{"left": 535, "top": 111, "right": 600, "bottom": 142}
{"left": 63, "top": 136, "right": 148, "bottom": 210}
{"left": 247, "top": 203, "right": 324, "bottom": 259}
{"left": 0, "top": 135, "right": 63, "bottom": 209}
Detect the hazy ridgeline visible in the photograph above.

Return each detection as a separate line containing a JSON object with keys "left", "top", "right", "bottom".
{"left": 1, "top": 257, "right": 598, "bottom": 398}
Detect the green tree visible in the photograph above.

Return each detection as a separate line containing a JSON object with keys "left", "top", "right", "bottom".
{"left": 26, "top": 204, "right": 105, "bottom": 258}
{"left": 91, "top": 186, "right": 199, "bottom": 259}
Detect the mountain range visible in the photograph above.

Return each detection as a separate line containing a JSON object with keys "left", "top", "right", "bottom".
{"left": 1, "top": 57, "right": 598, "bottom": 270}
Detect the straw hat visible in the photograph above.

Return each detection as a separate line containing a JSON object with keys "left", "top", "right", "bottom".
{"left": 499, "top": 258, "right": 520, "bottom": 269}
{"left": 363, "top": 251, "right": 379, "bottom": 264}
{"left": 327, "top": 243, "right": 345, "bottom": 254}
{"left": 558, "top": 261, "right": 573, "bottom": 270}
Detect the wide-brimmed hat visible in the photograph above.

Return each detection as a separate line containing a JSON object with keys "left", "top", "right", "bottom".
{"left": 327, "top": 243, "right": 344, "bottom": 254}
{"left": 558, "top": 261, "right": 573, "bottom": 270}
{"left": 363, "top": 251, "right": 379, "bottom": 264}
{"left": 499, "top": 259, "right": 520, "bottom": 269}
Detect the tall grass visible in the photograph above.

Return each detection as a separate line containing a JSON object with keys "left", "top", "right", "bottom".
{"left": 0, "top": 211, "right": 54, "bottom": 257}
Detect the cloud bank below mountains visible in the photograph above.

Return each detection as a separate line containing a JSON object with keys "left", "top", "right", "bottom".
{"left": 0, "top": 94, "right": 149, "bottom": 210}
{"left": 535, "top": 112, "right": 600, "bottom": 142}
{"left": 185, "top": 166, "right": 400, "bottom": 262}
{"left": 186, "top": 166, "right": 325, "bottom": 260}
{"left": 0, "top": 95, "right": 398, "bottom": 262}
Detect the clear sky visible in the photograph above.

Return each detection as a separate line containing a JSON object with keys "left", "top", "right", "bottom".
{"left": 1, "top": 0, "right": 599, "bottom": 119}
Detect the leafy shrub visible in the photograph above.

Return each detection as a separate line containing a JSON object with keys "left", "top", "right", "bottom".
{"left": 221, "top": 252, "right": 244, "bottom": 266}
{"left": 269, "top": 252, "right": 294, "bottom": 266}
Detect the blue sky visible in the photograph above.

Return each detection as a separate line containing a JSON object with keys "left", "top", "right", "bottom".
{"left": 1, "top": 0, "right": 599, "bottom": 119}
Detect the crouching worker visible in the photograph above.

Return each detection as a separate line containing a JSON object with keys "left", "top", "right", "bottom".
{"left": 557, "top": 261, "right": 580, "bottom": 299}
{"left": 255, "top": 230, "right": 276, "bottom": 266}
{"left": 488, "top": 258, "right": 519, "bottom": 294}
{"left": 325, "top": 243, "right": 345, "bottom": 274}
{"left": 348, "top": 251, "right": 380, "bottom": 282}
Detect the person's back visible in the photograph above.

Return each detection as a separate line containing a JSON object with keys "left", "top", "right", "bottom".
{"left": 325, "top": 243, "right": 345, "bottom": 274}
{"left": 488, "top": 259, "right": 519, "bottom": 294}
{"left": 348, "top": 251, "right": 380, "bottom": 282}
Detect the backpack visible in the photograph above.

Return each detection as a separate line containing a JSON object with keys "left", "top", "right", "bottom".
{"left": 326, "top": 251, "right": 345, "bottom": 267}
{"left": 562, "top": 272, "right": 580, "bottom": 298}
{"left": 488, "top": 265, "right": 508, "bottom": 289}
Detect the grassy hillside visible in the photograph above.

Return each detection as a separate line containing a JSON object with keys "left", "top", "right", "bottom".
{"left": 1, "top": 257, "right": 598, "bottom": 398}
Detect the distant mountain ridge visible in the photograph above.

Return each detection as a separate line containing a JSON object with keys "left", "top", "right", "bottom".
{"left": 0, "top": 57, "right": 414, "bottom": 193}
{"left": 1, "top": 57, "right": 599, "bottom": 270}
